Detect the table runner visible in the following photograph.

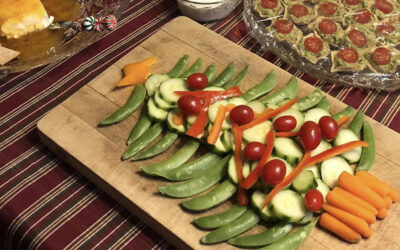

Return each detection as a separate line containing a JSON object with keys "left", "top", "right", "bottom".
{"left": 0, "top": 0, "right": 399, "bottom": 249}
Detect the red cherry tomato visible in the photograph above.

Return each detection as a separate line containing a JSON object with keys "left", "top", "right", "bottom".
{"left": 262, "top": 159, "right": 287, "bottom": 186}
{"left": 375, "top": 0, "right": 393, "bottom": 14}
{"left": 274, "top": 115, "right": 297, "bottom": 132}
{"left": 373, "top": 47, "right": 392, "bottom": 65}
{"left": 348, "top": 29, "right": 367, "bottom": 48}
{"left": 299, "top": 121, "right": 322, "bottom": 150}
{"left": 304, "top": 36, "right": 323, "bottom": 53}
{"left": 275, "top": 19, "right": 294, "bottom": 34}
{"left": 378, "top": 23, "right": 395, "bottom": 36}
{"left": 290, "top": 4, "right": 309, "bottom": 17}
{"left": 345, "top": 0, "right": 361, "bottom": 5}
{"left": 320, "top": 2, "right": 337, "bottom": 15}
{"left": 354, "top": 9, "right": 371, "bottom": 24}
{"left": 319, "top": 18, "right": 337, "bottom": 35}
{"left": 178, "top": 95, "right": 202, "bottom": 115}
{"left": 229, "top": 105, "right": 254, "bottom": 125}
{"left": 304, "top": 189, "right": 324, "bottom": 212}
{"left": 338, "top": 48, "right": 359, "bottom": 63}
{"left": 244, "top": 142, "right": 266, "bottom": 161}
{"left": 187, "top": 73, "right": 208, "bottom": 90}
{"left": 261, "top": 0, "right": 278, "bottom": 9}
{"left": 318, "top": 116, "right": 339, "bottom": 140}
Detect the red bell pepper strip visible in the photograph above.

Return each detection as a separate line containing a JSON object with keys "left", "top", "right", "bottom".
{"left": 241, "top": 129, "right": 274, "bottom": 190}
{"left": 186, "top": 97, "right": 211, "bottom": 138}
{"left": 211, "top": 86, "right": 242, "bottom": 103}
{"left": 174, "top": 90, "right": 222, "bottom": 99}
{"left": 207, "top": 105, "right": 227, "bottom": 145}
{"left": 237, "top": 187, "right": 248, "bottom": 206}
{"left": 240, "top": 98, "right": 297, "bottom": 130}
{"left": 275, "top": 131, "right": 299, "bottom": 137}
{"left": 232, "top": 123, "right": 248, "bottom": 206}
{"left": 337, "top": 115, "right": 349, "bottom": 127}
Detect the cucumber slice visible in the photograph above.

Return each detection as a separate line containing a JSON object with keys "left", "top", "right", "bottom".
{"left": 274, "top": 138, "right": 303, "bottom": 165}
{"left": 186, "top": 114, "right": 197, "bottom": 125}
{"left": 221, "top": 130, "right": 233, "bottom": 150}
{"left": 145, "top": 74, "right": 170, "bottom": 96}
{"left": 167, "top": 109, "right": 185, "bottom": 133}
{"left": 243, "top": 121, "right": 272, "bottom": 144}
{"left": 304, "top": 108, "right": 331, "bottom": 124}
{"left": 154, "top": 90, "right": 176, "bottom": 110}
{"left": 159, "top": 78, "right": 188, "bottom": 103}
{"left": 292, "top": 170, "right": 317, "bottom": 193}
{"left": 213, "top": 133, "right": 229, "bottom": 154}
{"left": 251, "top": 190, "right": 276, "bottom": 222}
{"left": 305, "top": 165, "right": 320, "bottom": 179}
{"left": 273, "top": 108, "right": 304, "bottom": 132}
{"left": 204, "top": 86, "right": 224, "bottom": 91}
{"left": 334, "top": 129, "right": 362, "bottom": 163}
{"left": 321, "top": 156, "right": 353, "bottom": 188}
{"left": 228, "top": 155, "right": 251, "bottom": 183}
{"left": 148, "top": 98, "right": 168, "bottom": 121}
{"left": 228, "top": 97, "right": 247, "bottom": 106}
{"left": 270, "top": 190, "right": 307, "bottom": 223}
{"left": 247, "top": 101, "right": 265, "bottom": 113}
{"left": 310, "top": 139, "right": 332, "bottom": 157}
{"left": 208, "top": 100, "right": 231, "bottom": 129}
{"left": 315, "top": 178, "right": 330, "bottom": 203}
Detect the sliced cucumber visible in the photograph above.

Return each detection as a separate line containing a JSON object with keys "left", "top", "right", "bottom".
{"left": 228, "top": 156, "right": 251, "bottom": 183}
{"left": 148, "top": 98, "right": 168, "bottom": 121}
{"left": 228, "top": 97, "right": 247, "bottom": 106}
{"left": 273, "top": 108, "right": 304, "bottom": 132}
{"left": 208, "top": 100, "right": 231, "bottom": 129}
{"left": 304, "top": 108, "right": 331, "bottom": 124}
{"left": 186, "top": 114, "right": 197, "bottom": 125}
{"left": 243, "top": 121, "right": 272, "bottom": 144}
{"left": 321, "top": 156, "right": 353, "bottom": 188}
{"left": 167, "top": 109, "right": 185, "bottom": 133}
{"left": 221, "top": 130, "right": 233, "bottom": 150}
{"left": 204, "top": 86, "right": 224, "bottom": 91}
{"left": 292, "top": 170, "right": 317, "bottom": 193}
{"left": 310, "top": 139, "right": 332, "bottom": 157}
{"left": 274, "top": 138, "right": 303, "bottom": 165}
{"left": 154, "top": 90, "right": 176, "bottom": 110}
{"left": 213, "top": 133, "right": 230, "bottom": 154}
{"left": 305, "top": 165, "right": 320, "bottom": 179}
{"left": 145, "top": 73, "right": 170, "bottom": 96}
{"left": 270, "top": 189, "right": 307, "bottom": 223}
{"left": 251, "top": 190, "right": 275, "bottom": 222}
{"left": 159, "top": 78, "right": 188, "bottom": 103}
{"left": 315, "top": 178, "right": 330, "bottom": 203}
{"left": 247, "top": 101, "right": 265, "bottom": 113}
{"left": 334, "top": 129, "right": 362, "bottom": 163}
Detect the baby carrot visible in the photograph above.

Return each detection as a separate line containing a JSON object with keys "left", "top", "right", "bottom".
{"left": 339, "top": 172, "right": 386, "bottom": 210}
{"left": 356, "top": 171, "right": 399, "bottom": 202}
{"left": 332, "top": 187, "right": 378, "bottom": 215}
{"left": 322, "top": 204, "right": 372, "bottom": 238}
{"left": 319, "top": 213, "right": 361, "bottom": 243}
{"left": 326, "top": 191, "right": 376, "bottom": 224}
{"left": 384, "top": 197, "right": 392, "bottom": 208}
{"left": 354, "top": 175, "right": 389, "bottom": 198}
{"left": 377, "top": 208, "right": 388, "bottom": 219}
{"left": 388, "top": 186, "right": 399, "bottom": 202}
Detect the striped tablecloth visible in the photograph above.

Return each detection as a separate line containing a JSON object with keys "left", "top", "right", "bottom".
{"left": 1, "top": 1, "right": 399, "bottom": 249}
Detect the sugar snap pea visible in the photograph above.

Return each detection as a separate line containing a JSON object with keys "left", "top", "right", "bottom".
{"left": 209, "top": 62, "right": 236, "bottom": 87}
{"left": 180, "top": 58, "right": 203, "bottom": 78}
{"left": 141, "top": 140, "right": 199, "bottom": 176}
{"left": 203, "top": 64, "right": 217, "bottom": 81}
{"left": 259, "top": 76, "right": 298, "bottom": 105}
{"left": 193, "top": 205, "right": 248, "bottom": 229}
{"left": 316, "top": 96, "right": 330, "bottom": 111}
{"left": 131, "top": 131, "right": 178, "bottom": 161}
{"left": 332, "top": 106, "right": 354, "bottom": 121}
{"left": 297, "top": 89, "right": 323, "bottom": 111}
{"left": 181, "top": 179, "right": 237, "bottom": 211}
{"left": 259, "top": 219, "right": 318, "bottom": 250}
{"left": 357, "top": 121, "right": 375, "bottom": 171}
{"left": 122, "top": 123, "right": 163, "bottom": 160}
{"left": 228, "top": 222, "right": 293, "bottom": 248}
{"left": 348, "top": 110, "right": 364, "bottom": 134}
{"left": 158, "top": 155, "right": 230, "bottom": 198}
{"left": 167, "top": 55, "right": 189, "bottom": 78}
{"left": 100, "top": 85, "right": 146, "bottom": 126}
{"left": 159, "top": 153, "right": 221, "bottom": 181}
{"left": 127, "top": 115, "right": 152, "bottom": 145}
{"left": 200, "top": 209, "right": 260, "bottom": 244}
{"left": 223, "top": 64, "right": 249, "bottom": 89}
{"left": 241, "top": 71, "right": 277, "bottom": 102}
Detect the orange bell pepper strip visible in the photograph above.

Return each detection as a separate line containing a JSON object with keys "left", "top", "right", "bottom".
{"left": 232, "top": 123, "right": 248, "bottom": 206}
{"left": 207, "top": 105, "right": 227, "bottom": 145}
{"left": 116, "top": 56, "right": 157, "bottom": 87}
{"left": 225, "top": 103, "right": 236, "bottom": 112}
{"left": 186, "top": 97, "right": 211, "bottom": 138}
{"left": 337, "top": 115, "right": 350, "bottom": 127}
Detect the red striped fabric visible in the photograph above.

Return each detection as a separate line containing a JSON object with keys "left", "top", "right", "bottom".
{"left": 0, "top": 0, "right": 399, "bottom": 249}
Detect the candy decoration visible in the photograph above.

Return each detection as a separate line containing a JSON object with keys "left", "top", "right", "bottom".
{"left": 82, "top": 16, "right": 97, "bottom": 31}
{"left": 102, "top": 15, "right": 117, "bottom": 31}
{"left": 71, "top": 21, "right": 83, "bottom": 32}
{"left": 94, "top": 16, "right": 105, "bottom": 32}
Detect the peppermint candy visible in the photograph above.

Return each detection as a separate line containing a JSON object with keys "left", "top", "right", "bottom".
{"left": 94, "top": 17, "right": 105, "bottom": 32}
{"left": 71, "top": 21, "right": 83, "bottom": 32}
{"left": 82, "top": 16, "right": 97, "bottom": 31}
{"left": 102, "top": 15, "right": 117, "bottom": 31}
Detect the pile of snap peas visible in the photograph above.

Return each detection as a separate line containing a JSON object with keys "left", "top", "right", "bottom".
{"left": 99, "top": 55, "right": 375, "bottom": 248}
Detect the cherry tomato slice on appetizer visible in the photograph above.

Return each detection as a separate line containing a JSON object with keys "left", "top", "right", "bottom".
{"left": 262, "top": 159, "right": 287, "bottom": 186}
{"left": 305, "top": 189, "right": 324, "bottom": 212}
{"left": 373, "top": 47, "right": 392, "bottom": 65}
{"left": 274, "top": 115, "right": 297, "bottom": 132}
{"left": 318, "top": 116, "right": 339, "bottom": 140}
{"left": 319, "top": 18, "right": 337, "bottom": 35}
{"left": 320, "top": 2, "right": 337, "bottom": 15}
{"left": 187, "top": 73, "right": 208, "bottom": 90}
{"left": 378, "top": 23, "right": 395, "bottom": 36}
{"left": 290, "top": 4, "right": 309, "bottom": 17}
{"left": 178, "top": 95, "right": 202, "bottom": 115}
{"left": 244, "top": 142, "right": 266, "bottom": 161}
{"left": 338, "top": 48, "right": 359, "bottom": 63}
{"left": 304, "top": 36, "right": 323, "bottom": 53}
{"left": 299, "top": 121, "right": 322, "bottom": 150}
{"left": 375, "top": 0, "right": 393, "bottom": 14}
{"left": 345, "top": 0, "right": 361, "bottom": 6}
{"left": 229, "top": 105, "right": 254, "bottom": 125}
{"left": 275, "top": 19, "right": 294, "bottom": 34}
{"left": 354, "top": 9, "right": 371, "bottom": 24}
{"left": 348, "top": 29, "right": 367, "bottom": 48}
{"left": 261, "top": 0, "right": 278, "bottom": 9}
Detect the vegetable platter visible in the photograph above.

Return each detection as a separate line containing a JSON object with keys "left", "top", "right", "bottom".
{"left": 37, "top": 17, "right": 400, "bottom": 249}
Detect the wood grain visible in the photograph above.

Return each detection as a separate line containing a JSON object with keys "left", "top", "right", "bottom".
{"left": 37, "top": 17, "right": 400, "bottom": 250}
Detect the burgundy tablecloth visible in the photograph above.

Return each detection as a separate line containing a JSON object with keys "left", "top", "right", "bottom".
{"left": 1, "top": 1, "right": 399, "bottom": 249}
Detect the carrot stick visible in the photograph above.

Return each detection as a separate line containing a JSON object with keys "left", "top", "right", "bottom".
{"left": 326, "top": 191, "right": 376, "bottom": 224}
{"left": 339, "top": 172, "right": 386, "bottom": 210}
{"left": 240, "top": 98, "right": 297, "bottom": 130}
{"left": 337, "top": 115, "right": 349, "bottom": 127}
{"left": 275, "top": 131, "right": 299, "bottom": 137}
{"left": 225, "top": 103, "right": 236, "bottom": 112}
{"left": 384, "top": 197, "right": 392, "bottom": 208}
{"left": 207, "top": 105, "right": 226, "bottom": 145}
{"left": 332, "top": 187, "right": 378, "bottom": 215}
{"left": 354, "top": 174, "right": 389, "bottom": 198}
{"left": 377, "top": 208, "right": 388, "bottom": 219}
{"left": 356, "top": 171, "right": 399, "bottom": 202}
{"left": 319, "top": 213, "right": 361, "bottom": 243}
{"left": 232, "top": 123, "right": 248, "bottom": 206}
{"left": 261, "top": 151, "right": 310, "bottom": 209}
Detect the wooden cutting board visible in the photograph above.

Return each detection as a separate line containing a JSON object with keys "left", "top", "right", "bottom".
{"left": 37, "top": 17, "right": 400, "bottom": 250}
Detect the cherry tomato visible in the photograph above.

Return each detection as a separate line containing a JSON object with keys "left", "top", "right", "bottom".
{"left": 187, "top": 73, "right": 208, "bottom": 90}
{"left": 348, "top": 29, "right": 367, "bottom": 48}
{"left": 261, "top": 0, "right": 278, "bottom": 9}
{"left": 304, "top": 36, "right": 323, "bottom": 53}
{"left": 373, "top": 47, "right": 392, "bottom": 65}
{"left": 178, "top": 95, "right": 202, "bottom": 115}
{"left": 229, "top": 105, "right": 254, "bottom": 125}
{"left": 299, "top": 121, "right": 322, "bottom": 150}
{"left": 345, "top": 0, "right": 361, "bottom": 5}
{"left": 378, "top": 23, "right": 395, "bottom": 36}
{"left": 290, "top": 4, "right": 309, "bottom": 17}
{"left": 318, "top": 116, "right": 339, "bottom": 140}
{"left": 319, "top": 18, "right": 337, "bottom": 35}
{"left": 275, "top": 19, "right": 294, "bottom": 34}
{"left": 274, "top": 115, "right": 297, "bottom": 132}
{"left": 262, "top": 159, "right": 287, "bottom": 186}
{"left": 244, "top": 142, "right": 266, "bottom": 161}
{"left": 375, "top": 0, "right": 393, "bottom": 14}
{"left": 304, "top": 189, "right": 324, "bottom": 212}
{"left": 354, "top": 9, "right": 371, "bottom": 24}
{"left": 320, "top": 2, "right": 337, "bottom": 15}
{"left": 338, "top": 48, "right": 359, "bottom": 63}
